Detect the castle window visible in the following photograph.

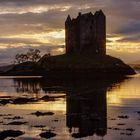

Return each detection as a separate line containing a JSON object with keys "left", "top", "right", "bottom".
{"left": 96, "top": 49, "right": 99, "bottom": 53}
{"left": 90, "top": 26, "right": 92, "bottom": 30}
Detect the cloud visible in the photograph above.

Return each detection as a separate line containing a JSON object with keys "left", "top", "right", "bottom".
{"left": 0, "top": 0, "right": 139, "bottom": 35}
{"left": 117, "top": 35, "right": 140, "bottom": 43}
{"left": 0, "top": 0, "right": 98, "bottom": 5}
{"left": 0, "top": 0, "right": 138, "bottom": 28}
{"left": 0, "top": 0, "right": 139, "bottom": 63}
{"left": 0, "top": 37, "right": 38, "bottom": 44}
{"left": 117, "top": 22, "right": 140, "bottom": 35}
{"left": 0, "top": 10, "right": 68, "bottom": 37}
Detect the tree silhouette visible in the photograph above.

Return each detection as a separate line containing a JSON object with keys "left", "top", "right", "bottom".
{"left": 14, "top": 49, "right": 41, "bottom": 64}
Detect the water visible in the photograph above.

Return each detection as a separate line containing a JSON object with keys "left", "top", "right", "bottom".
{"left": 0, "top": 74, "right": 140, "bottom": 140}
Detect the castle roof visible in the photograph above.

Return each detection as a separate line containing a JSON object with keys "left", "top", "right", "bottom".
{"left": 94, "top": 10, "right": 105, "bottom": 17}
{"left": 65, "top": 15, "right": 71, "bottom": 23}
{"left": 80, "top": 12, "right": 93, "bottom": 17}
{"left": 65, "top": 10, "right": 105, "bottom": 25}
{"left": 78, "top": 12, "right": 93, "bottom": 19}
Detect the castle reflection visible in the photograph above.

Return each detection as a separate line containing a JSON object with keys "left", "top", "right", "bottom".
{"left": 14, "top": 78, "right": 42, "bottom": 94}
{"left": 13, "top": 77, "right": 126, "bottom": 138}
{"left": 66, "top": 84, "right": 107, "bottom": 138}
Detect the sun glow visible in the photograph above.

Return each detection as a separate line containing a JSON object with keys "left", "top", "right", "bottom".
{"left": 107, "top": 76, "right": 140, "bottom": 106}
{"left": 107, "top": 93, "right": 122, "bottom": 105}
{"left": 107, "top": 36, "right": 123, "bottom": 42}
{"left": 107, "top": 41, "right": 140, "bottom": 53}
{"left": 9, "top": 99, "right": 66, "bottom": 113}
{"left": 0, "top": 27, "right": 139, "bottom": 62}
{"left": 0, "top": 29, "right": 65, "bottom": 47}
{"left": 107, "top": 35, "right": 140, "bottom": 54}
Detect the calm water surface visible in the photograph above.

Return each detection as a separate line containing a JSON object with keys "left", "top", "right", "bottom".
{"left": 0, "top": 73, "right": 140, "bottom": 140}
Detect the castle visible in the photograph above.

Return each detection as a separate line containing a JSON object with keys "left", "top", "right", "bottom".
{"left": 65, "top": 10, "right": 106, "bottom": 55}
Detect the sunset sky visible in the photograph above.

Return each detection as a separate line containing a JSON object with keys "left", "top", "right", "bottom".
{"left": 0, "top": 0, "right": 139, "bottom": 64}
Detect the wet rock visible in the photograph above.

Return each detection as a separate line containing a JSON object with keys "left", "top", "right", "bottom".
{"left": 117, "top": 123, "right": 125, "bottom": 126}
{"left": 120, "top": 132, "right": 133, "bottom": 136}
{"left": 13, "top": 97, "right": 35, "bottom": 104}
{"left": 118, "top": 115, "right": 129, "bottom": 119}
{"left": 0, "top": 114, "right": 12, "bottom": 116}
{"left": 120, "top": 132, "right": 125, "bottom": 135}
{"left": 40, "top": 95, "right": 50, "bottom": 100}
{"left": 0, "top": 130, "right": 23, "bottom": 140}
{"left": 40, "top": 95, "right": 65, "bottom": 102}
{"left": 126, "top": 133, "right": 133, "bottom": 136}
{"left": 113, "top": 127, "right": 121, "bottom": 130}
{"left": 13, "top": 116, "right": 23, "bottom": 120}
{"left": 108, "top": 127, "right": 113, "bottom": 130}
{"left": 31, "top": 111, "right": 54, "bottom": 117}
{"left": 110, "top": 118, "right": 116, "bottom": 120}
{"left": 0, "top": 99, "right": 11, "bottom": 105}
{"left": 4, "top": 116, "right": 23, "bottom": 120}
{"left": 126, "top": 128, "right": 135, "bottom": 132}
{"left": 52, "top": 119, "right": 59, "bottom": 122}
{"left": 39, "top": 131, "right": 56, "bottom": 139}
{"left": 6, "top": 121, "right": 27, "bottom": 125}
{"left": 0, "top": 96, "right": 11, "bottom": 98}
{"left": 32, "top": 125, "right": 46, "bottom": 128}
{"left": 40, "top": 95, "right": 55, "bottom": 101}
{"left": 72, "top": 133, "right": 88, "bottom": 138}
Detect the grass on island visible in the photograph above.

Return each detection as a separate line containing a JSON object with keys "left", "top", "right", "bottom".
{"left": 39, "top": 53, "right": 129, "bottom": 70}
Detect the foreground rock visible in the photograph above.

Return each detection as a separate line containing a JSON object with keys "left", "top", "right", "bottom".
{"left": 4, "top": 116, "right": 23, "bottom": 120}
{"left": 31, "top": 111, "right": 54, "bottom": 117}
{"left": 0, "top": 130, "right": 24, "bottom": 140}
{"left": 6, "top": 121, "right": 27, "bottom": 125}
{"left": 0, "top": 99, "right": 11, "bottom": 105}
{"left": 13, "top": 97, "right": 36, "bottom": 104}
{"left": 39, "top": 131, "right": 56, "bottom": 139}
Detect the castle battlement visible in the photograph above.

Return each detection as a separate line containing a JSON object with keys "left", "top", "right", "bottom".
{"left": 65, "top": 10, "right": 106, "bottom": 55}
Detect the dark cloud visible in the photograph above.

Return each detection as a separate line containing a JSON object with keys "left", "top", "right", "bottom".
{"left": 0, "top": 10, "right": 66, "bottom": 35}
{"left": 0, "top": 37, "right": 38, "bottom": 44}
{"left": 106, "top": 0, "right": 140, "bottom": 19}
{"left": 0, "top": 23, "right": 56, "bottom": 36}
{"left": 0, "top": 0, "right": 97, "bottom": 5}
{"left": 0, "top": 0, "right": 139, "bottom": 34}
{"left": 118, "top": 22, "right": 140, "bottom": 35}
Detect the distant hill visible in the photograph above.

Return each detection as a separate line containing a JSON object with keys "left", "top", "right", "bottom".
{"left": 130, "top": 60, "right": 140, "bottom": 65}
{"left": 0, "top": 62, "right": 45, "bottom": 76}
{"left": 129, "top": 60, "right": 140, "bottom": 70}
{"left": 129, "top": 64, "right": 140, "bottom": 70}
{"left": 0, "top": 64, "right": 14, "bottom": 73}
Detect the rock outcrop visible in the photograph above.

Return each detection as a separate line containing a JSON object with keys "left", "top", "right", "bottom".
{"left": 38, "top": 54, "right": 135, "bottom": 78}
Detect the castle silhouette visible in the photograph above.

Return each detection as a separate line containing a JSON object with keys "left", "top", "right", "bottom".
{"left": 65, "top": 10, "right": 106, "bottom": 55}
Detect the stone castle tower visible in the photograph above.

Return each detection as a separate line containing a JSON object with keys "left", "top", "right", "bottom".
{"left": 65, "top": 10, "right": 106, "bottom": 55}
